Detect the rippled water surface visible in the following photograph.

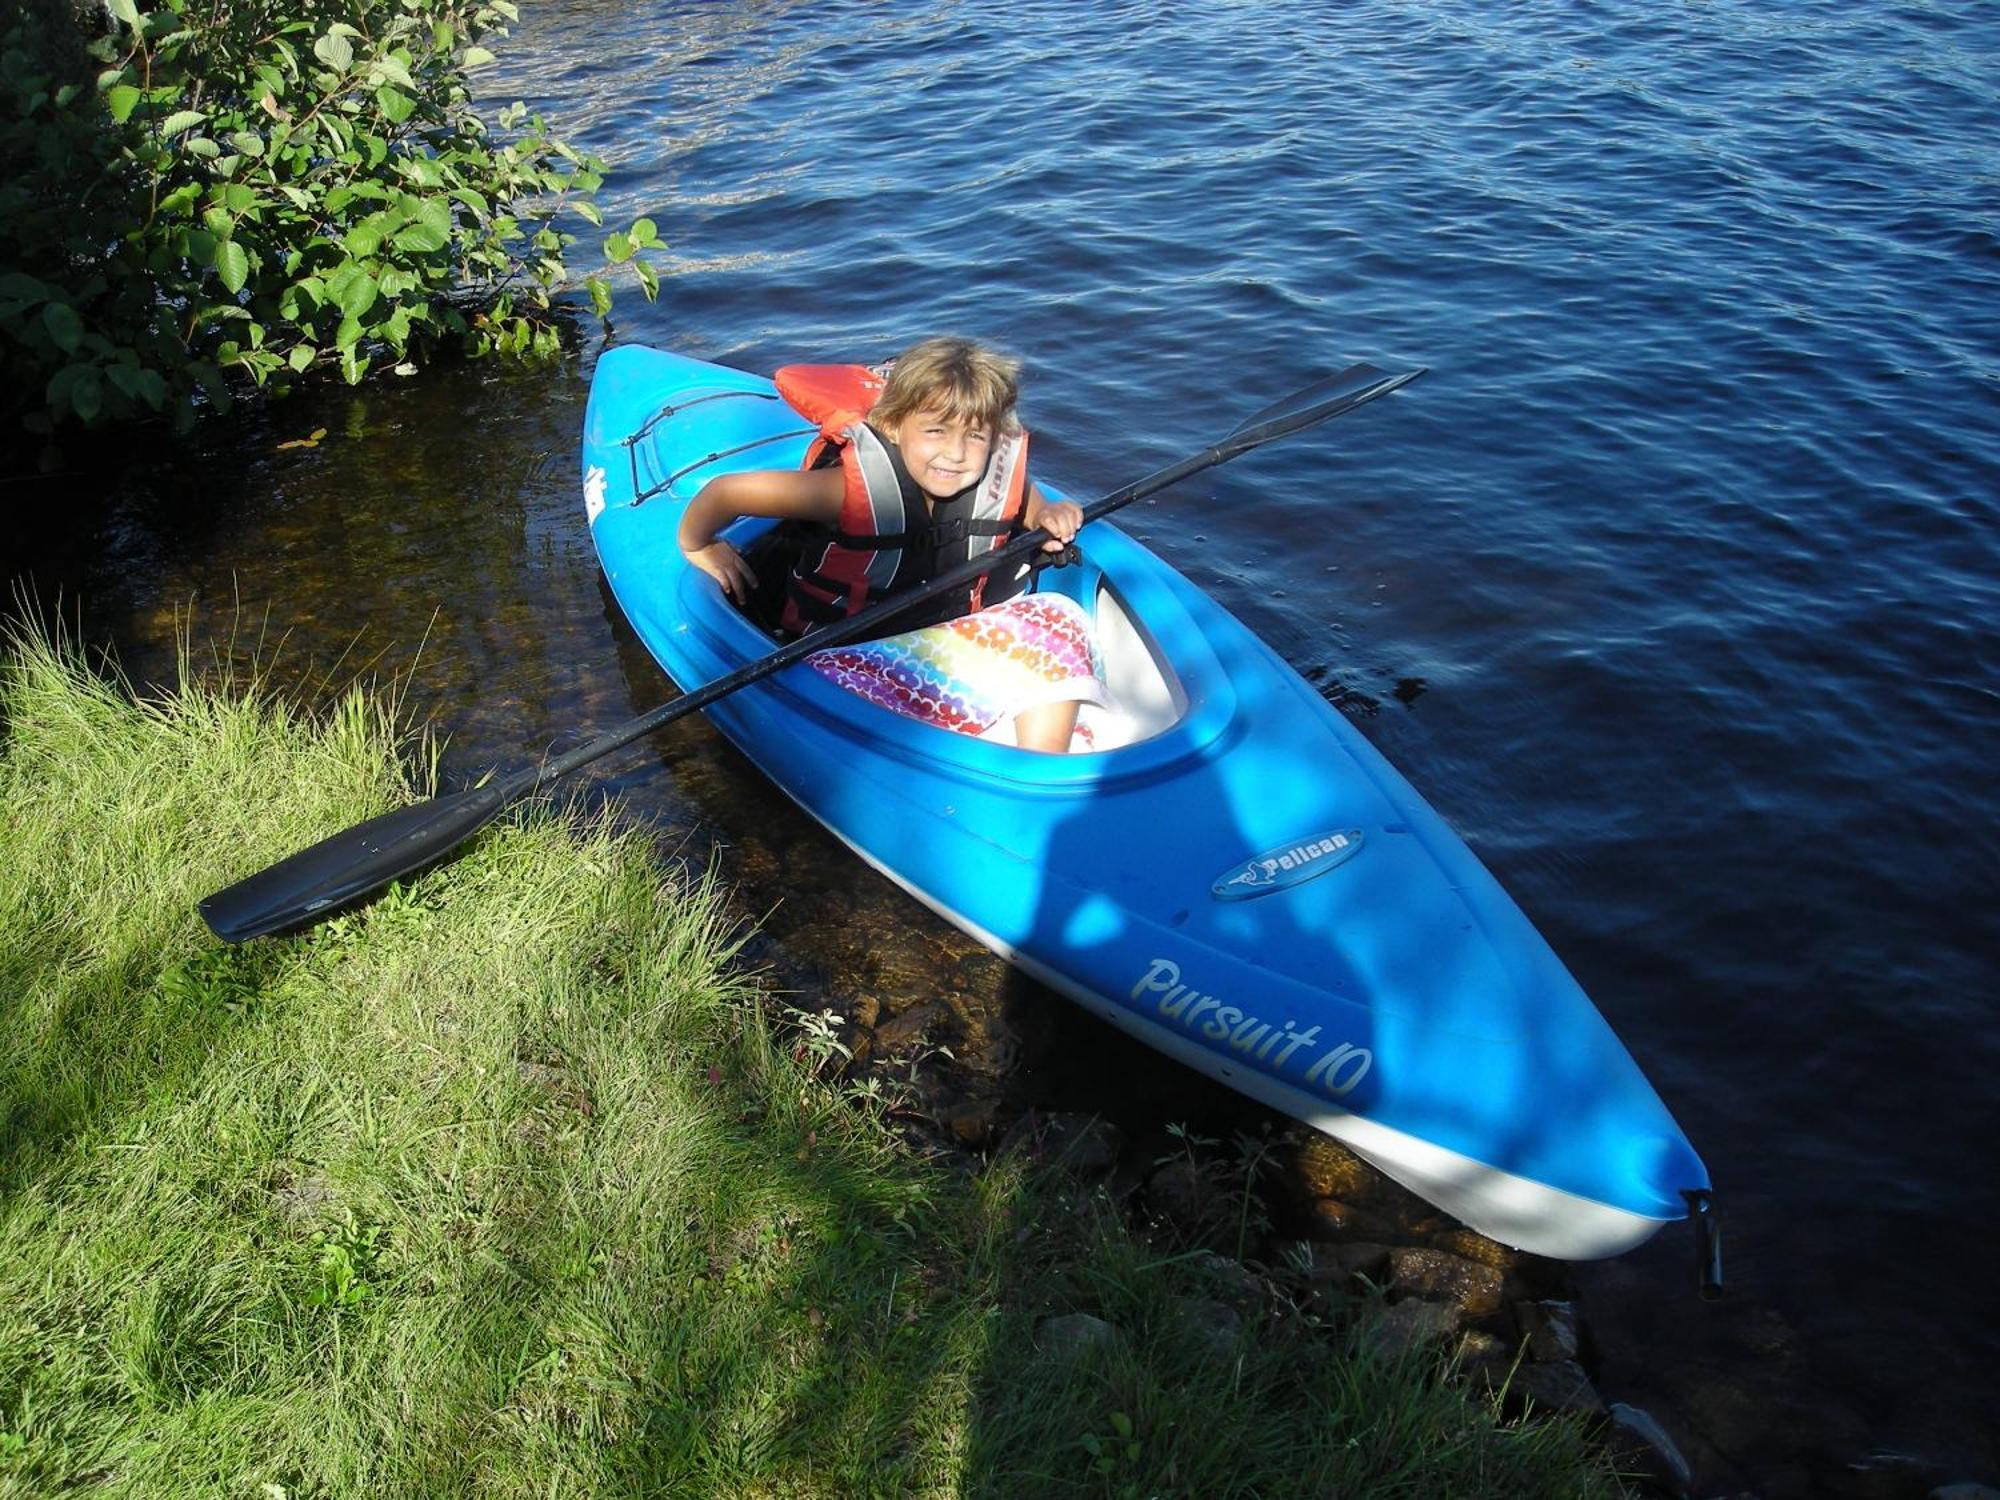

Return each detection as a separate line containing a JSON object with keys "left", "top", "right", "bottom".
{"left": 18, "top": 0, "right": 1999, "bottom": 1486}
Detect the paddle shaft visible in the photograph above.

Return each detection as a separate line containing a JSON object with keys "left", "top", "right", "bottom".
{"left": 199, "top": 361, "right": 1422, "bottom": 941}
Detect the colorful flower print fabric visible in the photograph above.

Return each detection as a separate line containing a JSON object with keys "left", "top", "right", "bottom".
{"left": 806, "top": 592, "right": 1109, "bottom": 744}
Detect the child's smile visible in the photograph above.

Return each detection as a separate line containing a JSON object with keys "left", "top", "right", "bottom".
{"left": 887, "top": 407, "right": 994, "bottom": 502}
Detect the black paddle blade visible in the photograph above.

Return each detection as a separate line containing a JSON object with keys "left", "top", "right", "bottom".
{"left": 1220, "top": 362, "right": 1426, "bottom": 456}
{"left": 199, "top": 782, "right": 512, "bottom": 943}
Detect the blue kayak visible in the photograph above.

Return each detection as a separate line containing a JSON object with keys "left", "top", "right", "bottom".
{"left": 582, "top": 344, "right": 1709, "bottom": 1260}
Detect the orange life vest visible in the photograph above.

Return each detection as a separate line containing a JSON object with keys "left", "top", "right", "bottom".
{"left": 773, "top": 363, "right": 1030, "bottom": 637}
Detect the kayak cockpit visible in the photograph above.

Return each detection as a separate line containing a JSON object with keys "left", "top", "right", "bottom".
{"left": 1042, "top": 563, "right": 1188, "bottom": 752}
{"left": 724, "top": 516, "right": 1190, "bottom": 753}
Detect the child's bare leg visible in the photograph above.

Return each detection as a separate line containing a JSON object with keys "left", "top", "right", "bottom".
{"left": 1014, "top": 700, "right": 1080, "bottom": 753}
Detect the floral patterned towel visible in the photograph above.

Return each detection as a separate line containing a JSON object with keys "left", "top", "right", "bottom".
{"left": 806, "top": 592, "right": 1109, "bottom": 744}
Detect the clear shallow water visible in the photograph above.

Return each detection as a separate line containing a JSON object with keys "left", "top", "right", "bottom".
{"left": 15, "top": 0, "right": 1999, "bottom": 1487}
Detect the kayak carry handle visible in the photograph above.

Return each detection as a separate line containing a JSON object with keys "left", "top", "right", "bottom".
{"left": 1684, "top": 1189, "right": 1723, "bottom": 1299}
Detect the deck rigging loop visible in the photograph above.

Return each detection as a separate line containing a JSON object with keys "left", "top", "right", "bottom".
{"left": 618, "top": 388, "right": 810, "bottom": 507}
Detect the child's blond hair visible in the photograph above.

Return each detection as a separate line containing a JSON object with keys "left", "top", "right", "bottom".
{"left": 873, "top": 337, "right": 1022, "bottom": 435}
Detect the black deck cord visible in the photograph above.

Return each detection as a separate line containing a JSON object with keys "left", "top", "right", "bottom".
{"left": 1684, "top": 1189, "right": 1723, "bottom": 1298}
{"left": 619, "top": 389, "right": 813, "bottom": 507}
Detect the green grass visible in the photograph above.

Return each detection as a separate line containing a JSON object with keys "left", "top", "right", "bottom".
{"left": 0, "top": 624, "right": 1626, "bottom": 1498}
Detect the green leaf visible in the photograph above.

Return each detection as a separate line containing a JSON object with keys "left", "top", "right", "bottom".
{"left": 462, "top": 47, "right": 497, "bottom": 68}
{"left": 42, "top": 302, "right": 83, "bottom": 354}
{"left": 216, "top": 240, "right": 250, "bottom": 295}
{"left": 604, "top": 231, "right": 633, "bottom": 264}
{"left": 185, "top": 229, "right": 219, "bottom": 267}
{"left": 228, "top": 130, "right": 265, "bottom": 157}
{"left": 106, "top": 0, "right": 141, "bottom": 32}
{"left": 634, "top": 258, "right": 660, "bottom": 303}
{"left": 158, "top": 182, "right": 202, "bottom": 216}
{"left": 585, "top": 276, "right": 611, "bottom": 317}
{"left": 289, "top": 345, "right": 315, "bottom": 373}
{"left": 71, "top": 368, "right": 104, "bottom": 423}
{"left": 632, "top": 217, "right": 659, "bottom": 246}
{"left": 336, "top": 272, "right": 379, "bottom": 321}
{"left": 392, "top": 197, "right": 453, "bottom": 254}
{"left": 161, "top": 110, "right": 208, "bottom": 138}
{"left": 105, "top": 84, "right": 142, "bottom": 123}
{"left": 343, "top": 211, "right": 399, "bottom": 258}
{"left": 340, "top": 344, "right": 369, "bottom": 384}
{"left": 375, "top": 85, "right": 416, "bottom": 124}
{"left": 573, "top": 200, "right": 602, "bottom": 228}
{"left": 313, "top": 30, "right": 354, "bottom": 71}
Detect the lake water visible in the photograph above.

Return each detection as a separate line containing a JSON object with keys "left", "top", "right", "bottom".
{"left": 14, "top": 0, "right": 1998, "bottom": 1489}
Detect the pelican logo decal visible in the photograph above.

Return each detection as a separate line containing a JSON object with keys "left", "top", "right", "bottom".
{"left": 584, "top": 464, "right": 608, "bottom": 523}
{"left": 1212, "top": 829, "right": 1364, "bottom": 901}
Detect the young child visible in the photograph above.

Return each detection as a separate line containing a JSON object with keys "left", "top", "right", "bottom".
{"left": 678, "top": 337, "right": 1107, "bottom": 753}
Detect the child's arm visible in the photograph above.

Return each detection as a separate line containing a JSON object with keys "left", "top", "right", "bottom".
{"left": 1023, "top": 483, "right": 1084, "bottom": 551}
{"left": 678, "top": 468, "right": 845, "bottom": 604}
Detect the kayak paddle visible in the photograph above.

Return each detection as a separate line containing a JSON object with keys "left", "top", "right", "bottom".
{"left": 199, "top": 360, "right": 1424, "bottom": 943}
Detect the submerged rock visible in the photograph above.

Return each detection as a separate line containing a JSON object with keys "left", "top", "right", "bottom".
{"left": 1300, "top": 1196, "right": 1395, "bottom": 1240}
{"left": 1841, "top": 1451, "right": 1948, "bottom": 1500}
{"left": 998, "top": 1111, "right": 1123, "bottom": 1176}
{"left": 1451, "top": 1329, "right": 1513, "bottom": 1389}
{"left": 1360, "top": 1298, "right": 1461, "bottom": 1361}
{"left": 1185, "top": 1249, "right": 1266, "bottom": 1310}
{"left": 1386, "top": 1246, "right": 1505, "bottom": 1317}
{"left": 1292, "top": 1133, "right": 1379, "bottom": 1200}
{"left": 1173, "top": 1296, "right": 1245, "bottom": 1356}
{"left": 1510, "top": 1358, "right": 1604, "bottom": 1417}
{"left": 1296, "top": 1239, "right": 1394, "bottom": 1288}
{"left": 1035, "top": 1312, "right": 1122, "bottom": 1361}
{"left": 937, "top": 1098, "right": 999, "bottom": 1146}
{"left": 1143, "top": 1158, "right": 1236, "bottom": 1247}
{"left": 1430, "top": 1227, "right": 1517, "bottom": 1270}
{"left": 1607, "top": 1401, "right": 1695, "bottom": 1498}
{"left": 1516, "top": 1298, "right": 1582, "bottom": 1363}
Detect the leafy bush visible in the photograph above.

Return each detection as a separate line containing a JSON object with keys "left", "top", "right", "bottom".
{"left": 0, "top": 0, "right": 659, "bottom": 441}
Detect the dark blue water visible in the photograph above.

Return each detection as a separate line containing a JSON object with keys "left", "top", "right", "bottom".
{"left": 510, "top": 0, "right": 2000, "bottom": 1479}
{"left": 16, "top": 0, "right": 1995, "bottom": 1488}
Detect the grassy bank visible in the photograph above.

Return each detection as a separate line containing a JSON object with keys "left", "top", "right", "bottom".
{"left": 0, "top": 627, "right": 1624, "bottom": 1498}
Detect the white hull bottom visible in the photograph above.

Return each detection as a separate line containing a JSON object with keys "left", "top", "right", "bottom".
{"left": 828, "top": 832, "right": 1672, "bottom": 1263}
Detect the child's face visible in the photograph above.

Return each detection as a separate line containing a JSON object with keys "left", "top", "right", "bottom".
{"left": 886, "top": 406, "right": 994, "bottom": 500}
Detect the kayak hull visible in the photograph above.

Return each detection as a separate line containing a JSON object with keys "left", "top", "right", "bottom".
{"left": 582, "top": 344, "right": 1708, "bottom": 1260}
